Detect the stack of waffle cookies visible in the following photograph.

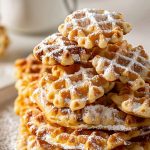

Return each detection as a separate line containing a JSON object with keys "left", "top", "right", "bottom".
{"left": 14, "top": 8, "right": 150, "bottom": 150}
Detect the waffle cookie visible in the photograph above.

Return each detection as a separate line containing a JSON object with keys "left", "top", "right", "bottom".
{"left": 115, "top": 141, "right": 150, "bottom": 150}
{"left": 110, "top": 82, "right": 150, "bottom": 118}
{"left": 15, "top": 54, "right": 53, "bottom": 100}
{"left": 58, "top": 8, "right": 131, "bottom": 49}
{"left": 0, "top": 25, "right": 9, "bottom": 55}
{"left": 18, "top": 120, "right": 150, "bottom": 150}
{"left": 14, "top": 7, "right": 150, "bottom": 150}
{"left": 37, "top": 64, "right": 115, "bottom": 111}
{"left": 33, "top": 33, "right": 93, "bottom": 66}
{"left": 14, "top": 54, "right": 51, "bottom": 115}
{"left": 15, "top": 54, "right": 52, "bottom": 80}
{"left": 17, "top": 122, "right": 43, "bottom": 150}
{"left": 92, "top": 43, "right": 150, "bottom": 90}
{"left": 14, "top": 95, "right": 36, "bottom": 116}
{"left": 32, "top": 89, "right": 150, "bottom": 130}
{"left": 14, "top": 74, "right": 39, "bottom": 116}
{"left": 23, "top": 107, "right": 150, "bottom": 150}
{"left": 17, "top": 121, "right": 62, "bottom": 150}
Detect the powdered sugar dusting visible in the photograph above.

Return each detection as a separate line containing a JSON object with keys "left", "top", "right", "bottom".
{"left": 44, "top": 133, "right": 85, "bottom": 150}
{"left": 0, "top": 103, "right": 19, "bottom": 150}
{"left": 93, "top": 45, "right": 149, "bottom": 90}
{"left": 83, "top": 104, "right": 124, "bottom": 124}
{"left": 130, "top": 101, "right": 141, "bottom": 110}
{"left": 67, "top": 8, "right": 121, "bottom": 32}
{"left": 39, "top": 67, "right": 108, "bottom": 111}
{"left": 34, "top": 33, "right": 90, "bottom": 65}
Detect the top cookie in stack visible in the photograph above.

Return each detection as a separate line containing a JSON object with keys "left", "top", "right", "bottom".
{"left": 15, "top": 8, "right": 150, "bottom": 150}
{"left": 58, "top": 8, "right": 131, "bottom": 49}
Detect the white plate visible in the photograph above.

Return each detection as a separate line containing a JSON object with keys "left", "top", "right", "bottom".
{"left": 0, "top": 84, "right": 18, "bottom": 150}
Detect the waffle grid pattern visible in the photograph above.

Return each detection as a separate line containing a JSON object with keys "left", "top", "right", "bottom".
{"left": 14, "top": 8, "right": 150, "bottom": 150}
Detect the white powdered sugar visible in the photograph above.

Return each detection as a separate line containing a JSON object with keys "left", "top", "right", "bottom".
{"left": 68, "top": 8, "right": 120, "bottom": 31}
{"left": 86, "top": 124, "right": 134, "bottom": 131}
{"left": 83, "top": 104, "right": 123, "bottom": 124}
{"left": 96, "top": 46, "right": 149, "bottom": 80}
{"left": 0, "top": 104, "right": 19, "bottom": 150}
{"left": 71, "top": 54, "right": 81, "bottom": 62}
{"left": 104, "top": 10, "right": 116, "bottom": 23}
{"left": 130, "top": 101, "right": 142, "bottom": 110}
{"left": 43, "top": 67, "right": 97, "bottom": 104}
{"left": 35, "top": 33, "right": 87, "bottom": 64}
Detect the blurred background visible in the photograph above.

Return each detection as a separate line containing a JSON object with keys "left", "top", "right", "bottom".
{"left": 0, "top": 0, "right": 150, "bottom": 88}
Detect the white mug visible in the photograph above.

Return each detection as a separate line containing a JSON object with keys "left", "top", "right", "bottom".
{"left": 0, "top": 0, "right": 78, "bottom": 34}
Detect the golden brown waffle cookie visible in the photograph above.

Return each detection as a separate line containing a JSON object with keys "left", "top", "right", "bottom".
{"left": 33, "top": 33, "right": 93, "bottom": 66}
{"left": 14, "top": 95, "right": 36, "bottom": 116}
{"left": 17, "top": 118, "right": 150, "bottom": 150}
{"left": 0, "top": 26, "right": 9, "bottom": 55}
{"left": 110, "top": 82, "right": 150, "bottom": 118}
{"left": 37, "top": 64, "right": 115, "bottom": 111}
{"left": 32, "top": 89, "right": 150, "bottom": 130}
{"left": 15, "top": 75, "right": 38, "bottom": 100}
{"left": 15, "top": 54, "right": 52, "bottom": 80}
{"left": 14, "top": 76, "right": 39, "bottom": 116}
{"left": 15, "top": 54, "right": 54, "bottom": 102}
{"left": 14, "top": 54, "right": 49, "bottom": 115}
{"left": 58, "top": 8, "right": 131, "bottom": 49}
{"left": 92, "top": 44, "right": 150, "bottom": 90}
{"left": 23, "top": 107, "right": 150, "bottom": 150}
{"left": 17, "top": 121, "right": 61, "bottom": 150}
{"left": 15, "top": 54, "right": 53, "bottom": 114}
{"left": 17, "top": 122, "right": 42, "bottom": 150}
{"left": 115, "top": 141, "right": 150, "bottom": 150}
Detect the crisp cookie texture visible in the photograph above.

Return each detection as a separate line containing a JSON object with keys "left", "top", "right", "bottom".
{"left": 14, "top": 71, "right": 40, "bottom": 116}
{"left": 14, "top": 54, "right": 52, "bottom": 115}
{"left": 17, "top": 122, "right": 43, "bottom": 150}
{"left": 32, "top": 90, "right": 150, "bottom": 130}
{"left": 110, "top": 82, "right": 150, "bottom": 118}
{"left": 115, "top": 141, "right": 150, "bottom": 150}
{"left": 0, "top": 26, "right": 9, "bottom": 55}
{"left": 17, "top": 119, "right": 150, "bottom": 150}
{"left": 37, "top": 64, "right": 115, "bottom": 111}
{"left": 14, "top": 95, "right": 36, "bottom": 116}
{"left": 15, "top": 54, "right": 52, "bottom": 80}
{"left": 14, "top": 7, "right": 150, "bottom": 149}
{"left": 17, "top": 121, "right": 61, "bottom": 150}
{"left": 33, "top": 33, "right": 93, "bottom": 66}
{"left": 58, "top": 8, "right": 131, "bottom": 49}
{"left": 92, "top": 43, "right": 150, "bottom": 90}
{"left": 15, "top": 54, "right": 53, "bottom": 100}
{"left": 23, "top": 107, "right": 150, "bottom": 150}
